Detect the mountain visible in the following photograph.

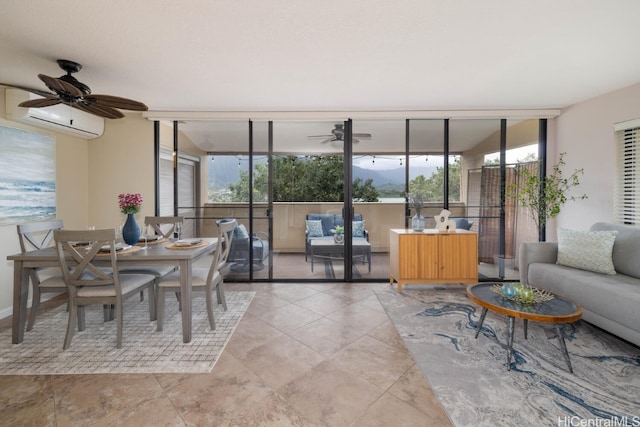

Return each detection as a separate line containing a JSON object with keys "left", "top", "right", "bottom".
{"left": 208, "top": 156, "right": 440, "bottom": 189}
{"left": 353, "top": 165, "right": 439, "bottom": 186}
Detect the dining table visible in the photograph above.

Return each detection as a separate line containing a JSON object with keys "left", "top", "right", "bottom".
{"left": 6, "top": 237, "right": 218, "bottom": 345}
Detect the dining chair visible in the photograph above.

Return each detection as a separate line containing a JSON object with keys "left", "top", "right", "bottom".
{"left": 121, "top": 216, "right": 184, "bottom": 303}
{"left": 145, "top": 216, "right": 184, "bottom": 239}
{"left": 54, "top": 228, "right": 157, "bottom": 349}
{"left": 16, "top": 219, "right": 67, "bottom": 331}
{"left": 155, "top": 219, "right": 236, "bottom": 331}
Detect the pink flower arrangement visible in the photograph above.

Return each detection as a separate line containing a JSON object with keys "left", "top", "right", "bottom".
{"left": 118, "top": 193, "right": 143, "bottom": 214}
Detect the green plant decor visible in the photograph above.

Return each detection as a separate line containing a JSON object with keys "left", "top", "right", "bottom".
{"left": 508, "top": 152, "right": 587, "bottom": 234}
{"left": 334, "top": 225, "right": 344, "bottom": 235}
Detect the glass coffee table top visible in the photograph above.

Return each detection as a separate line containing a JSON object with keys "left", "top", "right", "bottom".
{"left": 467, "top": 283, "right": 582, "bottom": 322}
{"left": 466, "top": 283, "right": 583, "bottom": 372}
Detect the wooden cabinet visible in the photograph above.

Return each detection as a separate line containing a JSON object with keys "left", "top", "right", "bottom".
{"left": 389, "top": 229, "right": 478, "bottom": 293}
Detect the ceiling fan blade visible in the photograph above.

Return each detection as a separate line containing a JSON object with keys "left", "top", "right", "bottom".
{"left": 72, "top": 101, "right": 124, "bottom": 119}
{"left": 308, "top": 134, "right": 333, "bottom": 139}
{"left": 320, "top": 137, "right": 333, "bottom": 144}
{"left": 353, "top": 138, "right": 360, "bottom": 143}
{"left": 353, "top": 133, "right": 372, "bottom": 138}
{"left": 85, "top": 94, "right": 148, "bottom": 111}
{"left": 19, "top": 98, "right": 62, "bottom": 108}
{"left": 38, "top": 74, "right": 84, "bottom": 97}
{"left": 0, "top": 82, "right": 57, "bottom": 99}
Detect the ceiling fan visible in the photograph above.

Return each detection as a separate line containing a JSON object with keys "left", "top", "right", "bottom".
{"left": 0, "top": 59, "right": 148, "bottom": 119}
{"left": 307, "top": 124, "right": 372, "bottom": 145}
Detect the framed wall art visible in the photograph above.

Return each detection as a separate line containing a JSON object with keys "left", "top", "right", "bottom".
{"left": 0, "top": 126, "right": 56, "bottom": 226}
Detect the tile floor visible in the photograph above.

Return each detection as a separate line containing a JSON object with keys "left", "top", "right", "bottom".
{"left": 0, "top": 282, "right": 452, "bottom": 426}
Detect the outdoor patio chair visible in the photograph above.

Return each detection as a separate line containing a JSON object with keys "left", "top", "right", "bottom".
{"left": 54, "top": 228, "right": 157, "bottom": 349}
{"left": 155, "top": 219, "right": 236, "bottom": 331}
{"left": 16, "top": 219, "right": 67, "bottom": 331}
{"left": 227, "top": 222, "right": 269, "bottom": 272}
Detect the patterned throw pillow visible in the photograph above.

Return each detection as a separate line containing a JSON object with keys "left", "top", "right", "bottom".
{"left": 306, "top": 220, "right": 324, "bottom": 237}
{"left": 352, "top": 221, "right": 365, "bottom": 238}
{"left": 557, "top": 228, "right": 618, "bottom": 275}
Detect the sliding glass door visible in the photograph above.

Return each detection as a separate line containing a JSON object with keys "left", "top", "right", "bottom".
{"left": 165, "top": 116, "right": 545, "bottom": 283}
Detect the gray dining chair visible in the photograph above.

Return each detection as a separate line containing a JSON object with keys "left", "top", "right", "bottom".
{"left": 16, "top": 219, "right": 67, "bottom": 331}
{"left": 120, "top": 216, "right": 185, "bottom": 303}
{"left": 54, "top": 228, "right": 157, "bottom": 349}
{"left": 155, "top": 219, "right": 236, "bottom": 331}
{"left": 145, "top": 216, "right": 184, "bottom": 239}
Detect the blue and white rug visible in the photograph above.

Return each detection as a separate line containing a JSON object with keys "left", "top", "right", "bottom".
{"left": 376, "top": 286, "right": 640, "bottom": 427}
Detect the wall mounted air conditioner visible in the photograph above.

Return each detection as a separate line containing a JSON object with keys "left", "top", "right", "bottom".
{"left": 5, "top": 88, "right": 105, "bottom": 139}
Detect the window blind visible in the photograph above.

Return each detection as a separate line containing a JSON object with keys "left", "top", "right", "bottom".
{"left": 614, "top": 121, "right": 640, "bottom": 225}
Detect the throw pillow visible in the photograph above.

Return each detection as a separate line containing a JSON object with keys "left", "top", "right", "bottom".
{"left": 306, "top": 220, "right": 324, "bottom": 237}
{"left": 352, "top": 221, "right": 366, "bottom": 238}
{"left": 556, "top": 228, "right": 618, "bottom": 275}
{"left": 234, "top": 224, "right": 249, "bottom": 239}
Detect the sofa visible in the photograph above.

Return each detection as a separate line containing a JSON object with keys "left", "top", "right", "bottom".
{"left": 305, "top": 213, "right": 369, "bottom": 260}
{"left": 519, "top": 222, "right": 640, "bottom": 347}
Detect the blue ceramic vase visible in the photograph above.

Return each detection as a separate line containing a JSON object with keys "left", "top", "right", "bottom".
{"left": 122, "top": 214, "right": 141, "bottom": 245}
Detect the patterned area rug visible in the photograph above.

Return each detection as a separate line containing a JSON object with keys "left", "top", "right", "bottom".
{"left": 376, "top": 286, "right": 640, "bottom": 427}
{"left": 0, "top": 291, "right": 254, "bottom": 375}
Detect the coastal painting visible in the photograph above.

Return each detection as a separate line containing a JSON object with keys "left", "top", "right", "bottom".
{"left": 0, "top": 126, "right": 56, "bottom": 226}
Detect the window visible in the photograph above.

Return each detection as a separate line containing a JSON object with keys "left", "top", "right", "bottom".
{"left": 159, "top": 149, "right": 199, "bottom": 236}
{"left": 614, "top": 119, "right": 640, "bottom": 225}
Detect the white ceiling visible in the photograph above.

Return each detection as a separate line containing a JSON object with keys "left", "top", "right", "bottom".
{"left": 1, "top": 0, "right": 640, "bottom": 151}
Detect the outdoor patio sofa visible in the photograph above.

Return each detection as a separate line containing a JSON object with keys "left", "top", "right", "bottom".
{"left": 305, "top": 213, "right": 369, "bottom": 261}
{"left": 518, "top": 222, "right": 640, "bottom": 347}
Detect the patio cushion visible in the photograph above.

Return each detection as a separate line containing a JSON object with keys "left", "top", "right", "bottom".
{"left": 307, "top": 214, "right": 335, "bottom": 236}
{"left": 234, "top": 224, "right": 249, "bottom": 239}
{"left": 352, "top": 221, "right": 365, "bottom": 237}
{"left": 306, "top": 220, "right": 324, "bottom": 237}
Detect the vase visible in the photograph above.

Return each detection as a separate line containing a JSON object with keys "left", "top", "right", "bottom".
{"left": 334, "top": 234, "right": 344, "bottom": 244}
{"left": 122, "top": 213, "right": 141, "bottom": 245}
{"left": 412, "top": 214, "right": 425, "bottom": 232}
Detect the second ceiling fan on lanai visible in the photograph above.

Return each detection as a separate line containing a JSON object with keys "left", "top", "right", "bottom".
{"left": 307, "top": 124, "right": 372, "bottom": 145}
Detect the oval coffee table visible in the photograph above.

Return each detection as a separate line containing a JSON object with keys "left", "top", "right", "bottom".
{"left": 466, "top": 283, "right": 583, "bottom": 373}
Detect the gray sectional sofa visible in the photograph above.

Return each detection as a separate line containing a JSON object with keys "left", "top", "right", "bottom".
{"left": 519, "top": 222, "right": 640, "bottom": 347}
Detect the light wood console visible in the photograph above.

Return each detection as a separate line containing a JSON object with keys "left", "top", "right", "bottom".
{"left": 389, "top": 229, "right": 478, "bottom": 293}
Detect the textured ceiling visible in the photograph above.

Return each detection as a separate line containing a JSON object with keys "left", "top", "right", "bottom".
{"left": 1, "top": 1, "right": 639, "bottom": 151}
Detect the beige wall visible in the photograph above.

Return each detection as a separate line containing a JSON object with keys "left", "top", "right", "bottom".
{"left": 88, "top": 114, "right": 155, "bottom": 229}
{"left": 550, "top": 81, "right": 640, "bottom": 238}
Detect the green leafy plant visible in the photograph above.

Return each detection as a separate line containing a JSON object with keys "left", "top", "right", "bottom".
{"left": 508, "top": 152, "right": 587, "bottom": 233}
{"left": 334, "top": 225, "right": 344, "bottom": 235}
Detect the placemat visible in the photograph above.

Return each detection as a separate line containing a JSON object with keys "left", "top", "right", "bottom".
{"left": 165, "top": 240, "right": 210, "bottom": 250}
{"left": 136, "top": 236, "right": 167, "bottom": 246}
{"left": 96, "top": 245, "right": 142, "bottom": 257}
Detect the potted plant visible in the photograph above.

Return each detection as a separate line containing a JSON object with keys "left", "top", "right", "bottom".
{"left": 407, "top": 191, "right": 426, "bottom": 231}
{"left": 333, "top": 225, "right": 344, "bottom": 244}
{"left": 118, "top": 193, "right": 143, "bottom": 245}
{"left": 508, "top": 152, "right": 587, "bottom": 241}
